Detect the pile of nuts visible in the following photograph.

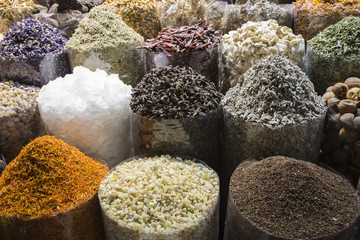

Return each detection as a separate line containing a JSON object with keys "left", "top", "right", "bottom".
{"left": 321, "top": 77, "right": 360, "bottom": 185}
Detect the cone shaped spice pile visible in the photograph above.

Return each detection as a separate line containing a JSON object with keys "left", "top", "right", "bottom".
{"left": 0, "top": 135, "right": 108, "bottom": 219}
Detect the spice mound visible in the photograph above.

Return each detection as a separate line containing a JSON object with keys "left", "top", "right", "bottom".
{"left": 140, "top": 22, "right": 220, "bottom": 53}
{"left": 222, "top": 55, "right": 326, "bottom": 126}
{"left": 0, "top": 135, "right": 108, "bottom": 219}
{"left": 66, "top": 6, "right": 143, "bottom": 52}
{"left": 221, "top": 20, "right": 304, "bottom": 88}
{"left": 0, "top": 17, "right": 67, "bottom": 60}
{"left": 0, "top": 81, "right": 41, "bottom": 161}
{"left": 0, "top": 0, "right": 35, "bottom": 35}
{"left": 102, "top": 0, "right": 161, "bottom": 39}
{"left": 308, "top": 16, "right": 360, "bottom": 59}
{"left": 294, "top": 0, "right": 360, "bottom": 40}
{"left": 130, "top": 66, "right": 222, "bottom": 119}
{"left": 98, "top": 155, "right": 219, "bottom": 236}
{"left": 230, "top": 156, "right": 359, "bottom": 239}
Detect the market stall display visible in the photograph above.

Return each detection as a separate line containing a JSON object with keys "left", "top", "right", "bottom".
{"left": 0, "top": 17, "right": 70, "bottom": 87}
{"left": 98, "top": 155, "right": 219, "bottom": 240}
{"left": 0, "top": 81, "right": 42, "bottom": 162}
{"left": 102, "top": 0, "right": 161, "bottom": 39}
{"left": 222, "top": 0, "right": 292, "bottom": 33}
{"left": 221, "top": 55, "right": 327, "bottom": 194}
{"left": 224, "top": 156, "right": 360, "bottom": 239}
{"left": 0, "top": 136, "right": 108, "bottom": 240}
{"left": 221, "top": 20, "right": 304, "bottom": 91}
{"left": 37, "top": 66, "right": 133, "bottom": 169}
{"left": 304, "top": 17, "right": 360, "bottom": 94}
{"left": 131, "top": 66, "right": 222, "bottom": 174}
{"left": 0, "top": 0, "right": 34, "bottom": 35}
{"left": 66, "top": 6, "right": 144, "bottom": 87}
{"left": 294, "top": 0, "right": 360, "bottom": 41}
{"left": 320, "top": 77, "right": 360, "bottom": 186}
{"left": 140, "top": 23, "right": 221, "bottom": 88}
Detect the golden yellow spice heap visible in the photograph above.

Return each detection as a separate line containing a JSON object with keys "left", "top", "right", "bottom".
{"left": 0, "top": 0, "right": 35, "bottom": 35}
{"left": 0, "top": 135, "right": 108, "bottom": 219}
{"left": 102, "top": 0, "right": 161, "bottom": 39}
{"left": 294, "top": 0, "right": 360, "bottom": 40}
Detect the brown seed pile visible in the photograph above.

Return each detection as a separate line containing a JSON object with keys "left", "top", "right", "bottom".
{"left": 230, "top": 156, "right": 359, "bottom": 239}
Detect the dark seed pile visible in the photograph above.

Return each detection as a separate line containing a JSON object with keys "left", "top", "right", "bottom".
{"left": 230, "top": 156, "right": 359, "bottom": 239}
{"left": 130, "top": 66, "right": 222, "bottom": 119}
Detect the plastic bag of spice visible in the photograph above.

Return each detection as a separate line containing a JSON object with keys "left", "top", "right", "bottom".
{"left": 0, "top": 136, "right": 109, "bottom": 240}
{"left": 37, "top": 66, "right": 133, "bottom": 169}
{"left": 222, "top": 0, "right": 292, "bottom": 33}
{"left": 204, "top": 1, "right": 226, "bottom": 31}
{"left": 224, "top": 157, "right": 360, "bottom": 240}
{"left": 157, "top": 0, "right": 208, "bottom": 29}
{"left": 0, "top": 17, "right": 70, "bottom": 87}
{"left": 131, "top": 110, "right": 222, "bottom": 174}
{"left": 98, "top": 155, "right": 220, "bottom": 240}
{"left": 141, "top": 23, "right": 221, "bottom": 88}
{"left": 0, "top": 81, "right": 43, "bottom": 162}
{"left": 0, "top": 0, "right": 34, "bottom": 35}
{"left": 294, "top": 0, "right": 360, "bottom": 41}
{"left": 66, "top": 6, "right": 144, "bottom": 87}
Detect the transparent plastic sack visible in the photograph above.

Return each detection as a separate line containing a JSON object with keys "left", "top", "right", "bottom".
{"left": 144, "top": 47, "right": 220, "bottom": 88}
{"left": 131, "top": 109, "right": 222, "bottom": 174}
{"left": 99, "top": 155, "right": 220, "bottom": 240}
{"left": 157, "top": 0, "right": 207, "bottom": 29}
{"left": 205, "top": 1, "right": 226, "bottom": 31}
{"left": 221, "top": 107, "right": 326, "bottom": 196}
{"left": 67, "top": 45, "right": 144, "bottom": 87}
{"left": 0, "top": 193, "right": 106, "bottom": 240}
{"left": 222, "top": 1, "right": 292, "bottom": 33}
{"left": 294, "top": 2, "right": 360, "bottom": 41}
{"left": 304, "top": 46, "right": 360, "bottom": 95}
{"left": 224, "top": 159, "right": 360, "bottom": 240}
{"left": 37, "top": 67, "right": 134, "bottom": 169}
{"left": 0, "top": 52, "right": 70, "bottom": 87}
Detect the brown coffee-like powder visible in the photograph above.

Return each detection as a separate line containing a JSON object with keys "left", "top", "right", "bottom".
{"left": 230, "top": 156, "right": 359, "bottom": 239}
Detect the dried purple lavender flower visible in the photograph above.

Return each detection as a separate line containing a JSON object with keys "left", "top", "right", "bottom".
{"left": 0, "top": 17, "right": 67, "bottom": 60}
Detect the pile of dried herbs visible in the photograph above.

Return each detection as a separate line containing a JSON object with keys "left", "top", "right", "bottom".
{"left": 102, "top": 0, "right": 161, "bottom": 39}
{"left": 0, "top": 135, "right": 108, "bottom": 219}
{"left": 0, "top": 0, "right": 35, "bottom": 35}
{"left": 305, "top": 17, "right": 360, "bottom": 93}
{"left": 294, "top": 0, "right": 360, "bottom": 40}
{"left": 66, "top": 6, "right": 144, "bottom": 87}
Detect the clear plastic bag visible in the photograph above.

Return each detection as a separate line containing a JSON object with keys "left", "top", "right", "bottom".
{"left": 99, "top": 155, "right": 220, "bottom": 240}
{"left": 67, "top": 46, "right": 144, "bottom": 87}
{"left": 222, "top": 1, "right": 292, "bottom": 33}
{"left": 221, "top": 107, "right": 326, "bottom": 197}
{"left": 294, "top": 2, "right": 360, "bottom": 41}
{"left": 131, "top": 110, "right": 222, "bottom": 174}
{"left": 304, "top": 47, "right": 360, "bottom": 95}
{"left": 0, "top": 52, "right": 70, "bottom": 87}
{"left": 223, "top": 160, "right": 359, "bottom": 240}
{"left": 205, "top": 1, "right": 226, "bottom": 31}
{"left": 0, "top": 193, "right": 106, "bottom": 240}
{"left": 157, "top": 0, "right": 208, "bottom": 29}
{"left": 144, "top": 48, "right": 220, "bottom": 88}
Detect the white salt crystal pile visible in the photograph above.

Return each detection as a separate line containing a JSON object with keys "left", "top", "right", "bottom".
{"left": 37, "top": 66, "right": 133, "bottom": 168}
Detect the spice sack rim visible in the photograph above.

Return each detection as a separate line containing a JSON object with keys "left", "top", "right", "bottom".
{"left": 228, "top": 157, "right": 360, "bottom": 240}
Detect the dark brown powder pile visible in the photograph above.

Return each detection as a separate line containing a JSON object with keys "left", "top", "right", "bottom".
{"left": 230, "top": 156, "right": 360, "bottom": 239}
